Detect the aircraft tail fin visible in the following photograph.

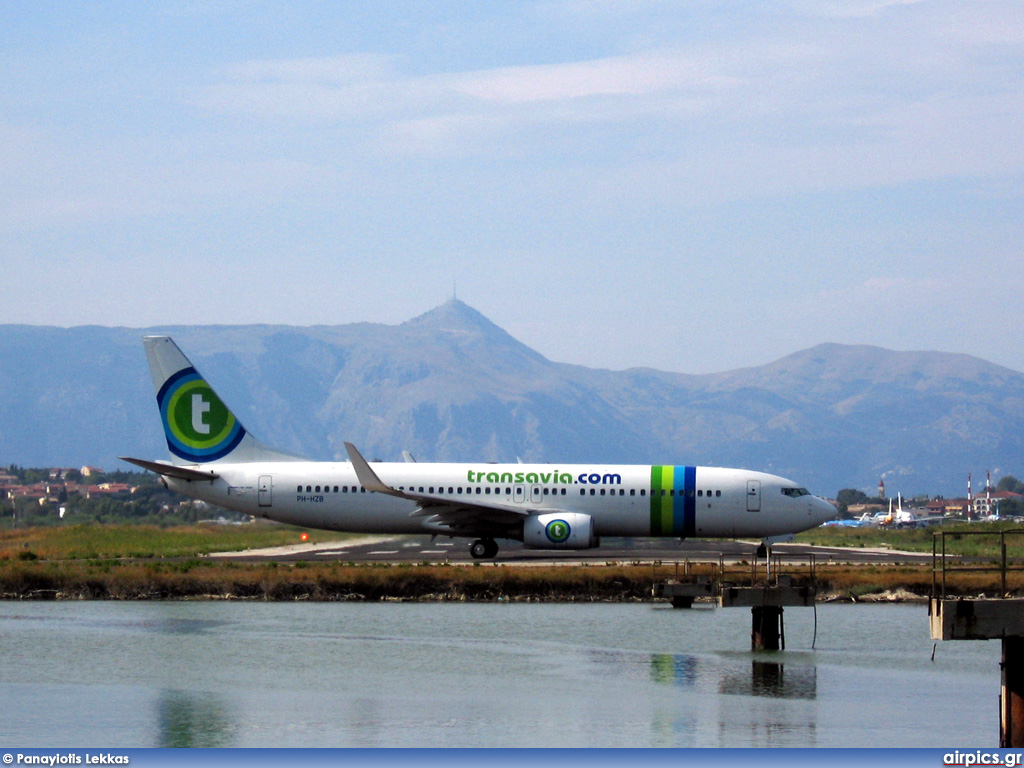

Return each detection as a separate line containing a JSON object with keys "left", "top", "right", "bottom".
{"left": 142, "top": 336, "right": 304, "bottom": 466}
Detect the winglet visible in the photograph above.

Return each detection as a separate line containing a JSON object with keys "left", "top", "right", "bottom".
{"left": 344, "top": 442, "right": 396, "bottom": 495}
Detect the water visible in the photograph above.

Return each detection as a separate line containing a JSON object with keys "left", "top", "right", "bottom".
{"left": 0, "top": 601, "right": 999, "bottom": 747}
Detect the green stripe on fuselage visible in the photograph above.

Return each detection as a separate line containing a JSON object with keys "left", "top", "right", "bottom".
{"left": 650, "top": 465, "right": 674, "bottom": 535}
{"left": 650, "top": 465, "right": 697, "bottom": 537}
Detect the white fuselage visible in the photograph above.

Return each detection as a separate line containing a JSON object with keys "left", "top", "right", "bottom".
{"left": 166, "top": 460, "right": 835, "bottom": 541}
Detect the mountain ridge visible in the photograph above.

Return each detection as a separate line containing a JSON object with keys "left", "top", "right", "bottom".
{"left": 1, "top": 300, "right": 1021, "bottom": 497}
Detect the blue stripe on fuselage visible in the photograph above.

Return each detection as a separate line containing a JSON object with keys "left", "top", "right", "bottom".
{"left": 673, "top": 465, "right": 696, "bottom": 538}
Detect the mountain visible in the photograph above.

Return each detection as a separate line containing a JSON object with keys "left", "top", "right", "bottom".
{"left": 2, "top": 299, "right": 1022, "bottom": 497}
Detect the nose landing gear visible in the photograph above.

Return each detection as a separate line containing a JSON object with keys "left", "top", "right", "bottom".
{"left": 469, "top": 538, "right": 499, "bottom": 559}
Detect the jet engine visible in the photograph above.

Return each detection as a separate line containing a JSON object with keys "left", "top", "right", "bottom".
{"left": 523, "top": 512, "right": 597, "bottom": 550}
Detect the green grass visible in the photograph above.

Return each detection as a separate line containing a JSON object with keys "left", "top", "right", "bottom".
{"left": 0, "top": 522, "right": 349, "bottom": 561}
{"left": 796, "top": 520, "right": 1024, "bottom": 559}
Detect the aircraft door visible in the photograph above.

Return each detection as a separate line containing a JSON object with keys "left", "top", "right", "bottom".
{"left": 513, "top": 485, "right": 526, "bottom": 503}
{"left": 258, "top": 475, "right": 273, "bottom": 507}
{"left": 746, "top": 480, "right": 761, "bottom": 512}
{"left": 530, "top": 485, "right": 542, "bottom": 504}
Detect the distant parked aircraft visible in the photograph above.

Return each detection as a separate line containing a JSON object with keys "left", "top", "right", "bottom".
{"left": 878, "top": 493, "right": 950, "bottom": 527}
{"left": 123, "top": 337, "right": 837, "bottom": 559}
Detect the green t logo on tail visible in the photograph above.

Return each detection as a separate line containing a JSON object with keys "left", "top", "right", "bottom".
{"left": 157, "top": 367, "right": 245, "bottom": 462}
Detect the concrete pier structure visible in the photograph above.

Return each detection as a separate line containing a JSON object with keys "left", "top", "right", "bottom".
{"left": 931, "top": 529, "right": 1024, "bottom": 747}
{"left": 657, "top": 556, "right": 817, "bottom": 651}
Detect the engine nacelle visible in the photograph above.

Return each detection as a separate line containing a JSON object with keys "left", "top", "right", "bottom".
{"left": 523, "top": 512, "right": 597, "bottom": 550}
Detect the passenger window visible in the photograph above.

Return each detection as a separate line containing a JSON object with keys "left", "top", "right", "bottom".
{"left": 630, "top": 489, "right": 635, "bottom": 496}
{"left": 296, "top": 485, "right": 302, "bottom": 492}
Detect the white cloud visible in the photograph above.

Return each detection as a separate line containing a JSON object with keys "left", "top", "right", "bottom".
{"left": 184, "top": 1, "right": 1024, "bottom": 198}
{"left": 450, "top": 51, "right": 736, "bottom": 104}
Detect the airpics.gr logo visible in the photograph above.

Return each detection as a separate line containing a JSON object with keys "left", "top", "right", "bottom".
{"left": 545, "top": 519, "right": 571, "bottom": 544}
{"left": 157, "top": 367, "right": 245, "bottom": 463}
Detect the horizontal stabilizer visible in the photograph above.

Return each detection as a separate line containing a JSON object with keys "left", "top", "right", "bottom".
{"left": 120, "top": 456, "right": 219, "bottom": 482}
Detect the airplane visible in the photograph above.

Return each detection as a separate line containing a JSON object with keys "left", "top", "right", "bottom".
{"left": 877, "top": 493, "right": 929, "bottom": 528}
{"left": 121, "top": 336, "right": 837, "bottom": 559}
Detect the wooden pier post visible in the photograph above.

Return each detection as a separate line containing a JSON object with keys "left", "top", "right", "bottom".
{"left": 751, "top": 606, "right": 784, "bottom": 651}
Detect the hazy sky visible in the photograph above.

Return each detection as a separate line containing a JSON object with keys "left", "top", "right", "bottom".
{"left": 3, "top": 1, "right": 1023, "bottom": 374}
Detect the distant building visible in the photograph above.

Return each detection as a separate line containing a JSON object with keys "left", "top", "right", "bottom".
{"left": 926, "top": 499, "right": 969, "bottom": 518}
{"left": 972, "top": 490, "right": 1022, "bottom": 518}
{"left": 847, "top": 503, "right": 885, "bottom": 517}
{"left": 80, "top": 466, "right": 103, "bottom": 477}
{"left": 84, "top": 483, "right": 136, "bottom": 498}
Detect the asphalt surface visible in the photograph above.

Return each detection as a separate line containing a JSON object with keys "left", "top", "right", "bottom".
{"left": 212, "top": 535, "right": 932, "bottom": 565}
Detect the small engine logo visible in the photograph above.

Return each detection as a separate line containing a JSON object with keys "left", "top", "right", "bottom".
{"left": 545, "top": 519, "right": 571, "bottom": 544}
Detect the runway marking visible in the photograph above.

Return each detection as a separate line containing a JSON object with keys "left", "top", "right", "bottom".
{"left": 419, "top": 550, "right": 446, "bottom": 554}
{"left": 368, "top": 550, "right": 400, "bottom": 555}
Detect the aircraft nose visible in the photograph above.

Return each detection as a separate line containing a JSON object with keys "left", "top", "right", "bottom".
{"left": 813, "top": 496, "right": 837, "bottom": 524}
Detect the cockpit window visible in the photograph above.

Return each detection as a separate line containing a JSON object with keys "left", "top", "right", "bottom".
{"left": 781, "top": 487, "right": 810, "bottom": 497}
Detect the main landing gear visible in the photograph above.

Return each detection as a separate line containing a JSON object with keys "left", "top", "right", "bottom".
{"left": 469, "top": 538, "right": 499, "bottom": 559}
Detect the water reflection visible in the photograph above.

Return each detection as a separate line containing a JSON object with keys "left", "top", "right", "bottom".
{"left": 650, "top": 653, "right": 698, "bottom": 687}
{"left": 0, "top": 602, "right": 997, "bottom": 747}
{"left": 156, "top": 689, "right": 234, "bottom": 747}
{"left": 719, "top": 661, "right": 817, "bottom": 699}
{"left": 650, "top": 654, "right": 816, "bottom": 699}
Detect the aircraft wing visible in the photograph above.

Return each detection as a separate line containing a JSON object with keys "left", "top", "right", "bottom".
{"left": 344, "top": 442, "right": 531, "bottom": 531}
